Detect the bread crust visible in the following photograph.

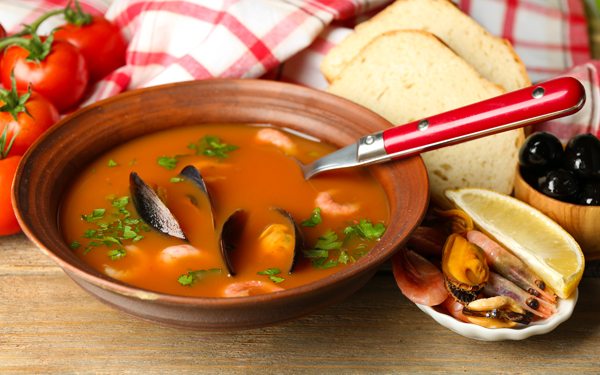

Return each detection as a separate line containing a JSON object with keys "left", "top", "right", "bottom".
{"left": 321, "top": 0, "right": 531, "bottom": 92}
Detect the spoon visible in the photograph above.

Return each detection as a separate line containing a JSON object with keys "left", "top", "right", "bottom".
{"left": 296, "top": 77, "right": 586, "bottom": 179}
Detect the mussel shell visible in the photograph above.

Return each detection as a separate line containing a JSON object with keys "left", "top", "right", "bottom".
{"left": 219, "top": 209, "right": 248, "bottom": 276}
{"left": 178, "top": 165, "right": 217, "bottom": 228}
{"left": 129, "top": 172, "right": 187, "bottom": 240}
{"left": 272, "top": 207, "right": 304, "bottom": 274}
{"left": 443, "top": 276, "right": 484, "bottom": 305}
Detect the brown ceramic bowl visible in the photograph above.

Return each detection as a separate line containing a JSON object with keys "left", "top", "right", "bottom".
{"left": 13, "top": 79, "right": 429, "bottom": 331}
{"left": 514, "top": 167, "right": 600, "bottom": 261}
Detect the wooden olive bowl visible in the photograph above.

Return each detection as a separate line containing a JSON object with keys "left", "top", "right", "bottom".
{"left": 514, "top": 167, "right": 600, "bottom": 261}
{"left": 13, "top": 79, "right": 429, "bottom": 331}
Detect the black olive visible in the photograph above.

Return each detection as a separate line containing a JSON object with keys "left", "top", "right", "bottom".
{"left": 519, "top": 132, "right": 564, "bottom": 172}
{"left": 579, "top": 182, "right": 600, "bottom": 206}
{"left": 538, "top": 169, "right": 579, "bottom": 202}
{"left": 564, "top": 133, "right": 600, "bottom": 181}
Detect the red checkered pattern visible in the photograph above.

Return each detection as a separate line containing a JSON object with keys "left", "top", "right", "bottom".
{"left": 0, "top": 0, "right": 597, "bottom": 140}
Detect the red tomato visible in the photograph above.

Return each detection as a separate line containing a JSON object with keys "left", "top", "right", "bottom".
{"left": 0, "top": 37, "right": 88, "bottom": 113}
{"left": 54, "top": 16, "right": 127, "bottom": 83}
{"left": 0, "top": 155, "right": 22, "bottom": 235}
{"left": 1, "top": 91, "right": 60, "bottom": 156}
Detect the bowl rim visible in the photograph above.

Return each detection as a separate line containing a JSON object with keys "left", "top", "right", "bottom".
{"left": 13, "top": 78, "right": 430, "bottom": 307}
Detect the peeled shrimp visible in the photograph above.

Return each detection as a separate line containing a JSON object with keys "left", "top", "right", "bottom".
{"left": 483, "top": 272, "right": 556, "bottom": 319}
{"left": 406, "top": 226, "right": 447, "bottom": 255}
{"left": 223, "top": 281, "right": 284, "bottom": 297}
{"left": 159, "top": 244, "right": 201, "bottom": 263}
{"left": 466, "top": 230, "right": 556, "bottom": 304}
{"left": 256, "top": 128, "right": 296, "bottom": 153}
{"left": 315, "top": 192, "right": 359, "bottom": 216}
{"left": 391, "top": 247, "right": 448, "bottom": 306}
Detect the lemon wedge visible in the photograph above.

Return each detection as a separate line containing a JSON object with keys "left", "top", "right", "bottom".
{"left": 444, "top": 188, "right": 584, "bottom": 299}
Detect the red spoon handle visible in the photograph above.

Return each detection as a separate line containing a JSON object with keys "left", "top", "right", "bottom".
{"left": 381, "top": 77, "right": 585, "bottom": 159}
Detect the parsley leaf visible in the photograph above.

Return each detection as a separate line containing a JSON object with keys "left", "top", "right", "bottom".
{"left": 170, "top": 177, "right": 184, "bottom": 183}
{"left": 315, "top": 230, "right": 343, "bottom": 250}
{"left": 312, "top": 257, "right": 339, "bottom": 270}
{"left": 269, "top": 275, "right": 285, "bottom": 283}
{"left": 177, "top": 268, "right": 222, "bottom": 286}
{"left": 257, "top": 268, "right": 282, "bottom": 276}
{"left": 108, "top": 159, "right": 118, "bottom": 167}
{"left": 343, "top": 219, "right": 386, "bottom": 240}
{"left": 339, "top": 250, "right": 350, "bottom": 265}
{"left": 69, "top": 241, "right": 81, "bottom": 249}
{"left": 82, "top": 209, "right": 105, "bottom": 222}
{"left": 158, "top": 156, "right": 178, "bottom": 170}
{"left": 351, "top": 250, "right": 369, "bottom": 262}
{"left": 189, "top": 135, "right": 239, "bottom": 159}
{"left": 300, "top": 207, "right": 322, "bottom": 227}
{"left": 107, "top": 249, "right": 126, "bottom": 260}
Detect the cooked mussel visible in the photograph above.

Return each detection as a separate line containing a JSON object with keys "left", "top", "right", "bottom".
{"left": 219, "top": 207, "right": 304, "bottom": 276}
{"left": 129, "top": 172, "right": 187, "bottom": 240}
{"left": 267, "top": 208, "right": 304, "bottom": 274}
{"left": 462, "top": 296, "right": 533, "bottom": 328}
{"left": 442, "top": 233, "right": 489, "bottom": 304}
{"left": 219, "top": 208, "right": 248, "bottom": 276}
{"left": 178, "top": 165, "right": 217, "bottom": 228}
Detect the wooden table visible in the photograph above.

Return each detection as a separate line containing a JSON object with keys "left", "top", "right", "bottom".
{"left": 2, "top": 232, "right": 599, "bottom": 373}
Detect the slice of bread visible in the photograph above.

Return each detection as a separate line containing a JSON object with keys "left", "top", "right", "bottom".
{"left": 325, "top": 30, "right": 524, "bottom": 207}
{"left": 321, "top": 0, "right": 530, "bottom": 92}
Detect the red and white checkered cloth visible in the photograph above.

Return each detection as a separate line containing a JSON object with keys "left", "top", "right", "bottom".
{"left": 0, "top": 0, "right": 598, "bottom": 141}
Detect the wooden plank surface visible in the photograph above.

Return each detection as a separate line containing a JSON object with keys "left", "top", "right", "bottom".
{"left": 1, "top": 232, "right": 599, "bottom": 374}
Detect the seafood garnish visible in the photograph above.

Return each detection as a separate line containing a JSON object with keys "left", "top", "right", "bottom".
{"left": 466, "top": 230, "right": 556, "bottom": 304}
{"left": 483, "top": 272, "right": 556, "bottom": 318}
{"left": 406, "top": 226, "right": 447, "bottom": 255}
{"left": 315, "top": 191, "right": 359, "bottom": 216}
{"left": 219, "top": 209, "right": 248, "bottom": 276}
{"left": 391, "top": 247, "right": 447, "bottom": 306}
{"left": 441, "top": 296, "right": 472, "bottom": 323}
{"left": 256, "top": 128, "right": 296, "bottom": 153}
{"left": 129, "top": 172, "right": 187, "bottom": 240}
{"left": 267, "top": 208, "right": 303, "bottom": 274}
{"left": 462, "top": 296, "right": 533, "bottom": 328}
{"left": 178, "top": 165, "right": 217, "bottom": 228}
{"left": 442, "top": 233, "right": 489, "bottom": 304}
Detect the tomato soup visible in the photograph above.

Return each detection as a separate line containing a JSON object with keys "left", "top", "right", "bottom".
{"left": 59, "top": 124, "right": 389, "bottom": 297}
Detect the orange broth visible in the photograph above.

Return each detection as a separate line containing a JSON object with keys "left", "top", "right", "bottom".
{"left": 59, "top": 124, "right": 389, "bottom": 297}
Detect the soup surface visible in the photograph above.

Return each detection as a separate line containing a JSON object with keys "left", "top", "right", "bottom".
{"left": 60, "top": 124, "right": 389, "bottom": 297}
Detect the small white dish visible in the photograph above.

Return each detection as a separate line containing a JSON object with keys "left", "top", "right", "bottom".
{"left": 415, "top": 289, "right": 578, "bottom": 341}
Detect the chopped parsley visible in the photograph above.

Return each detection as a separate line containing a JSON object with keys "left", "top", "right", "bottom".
{"left": 315, "top": 230, "right": 343, "bottom": 250}
{"left": 300, "top": 207, "right": 322, "bottom": 227}
{"left": 107, "top": 159, "right": 118, "bottom": 167}
{"left": 303, "top": 219, "right": 387, "bottom": 270}
{"left": 188, "top": 135, "right": 239, "bottom": 159}
{"left": 107, "top": 249, "right": 126, "bottom": 260}
{"left": 158, "top": 156, "right": 178, "bottom": 170}
{"left": 128, "top": 158, "right": 136, "bottom": 165}
{"left": 75, "top": 196, "right": 148, "bottom": 258}
{"left": 170, "top": 177, "right": 184, "bottom": 183}
{"left": 178, "top": 268, "right": 222, "bottom": 286}
{"left": 343, "top": 219, "right": 386, "bottom": 240}
{"left": 82, "top": 209, "right": 105, "bottom": 222}
{"left": 257, "top": 268, "right": 285, "bottom": 283}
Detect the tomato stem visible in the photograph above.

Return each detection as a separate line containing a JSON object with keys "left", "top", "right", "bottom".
{"left": 0, "top": 26, "right": 56, "bottom": 63}
{"left": 0, "top": 125, "right": 21, "bottom": 159}
{"left": 0, "top": 70, "right": 33, "bottom": 123}
{"left": 0, "top": 10, "right": 64, "bottom": 41}
{"left": 64, "top": 0, "right": 93, "bottom": 26}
